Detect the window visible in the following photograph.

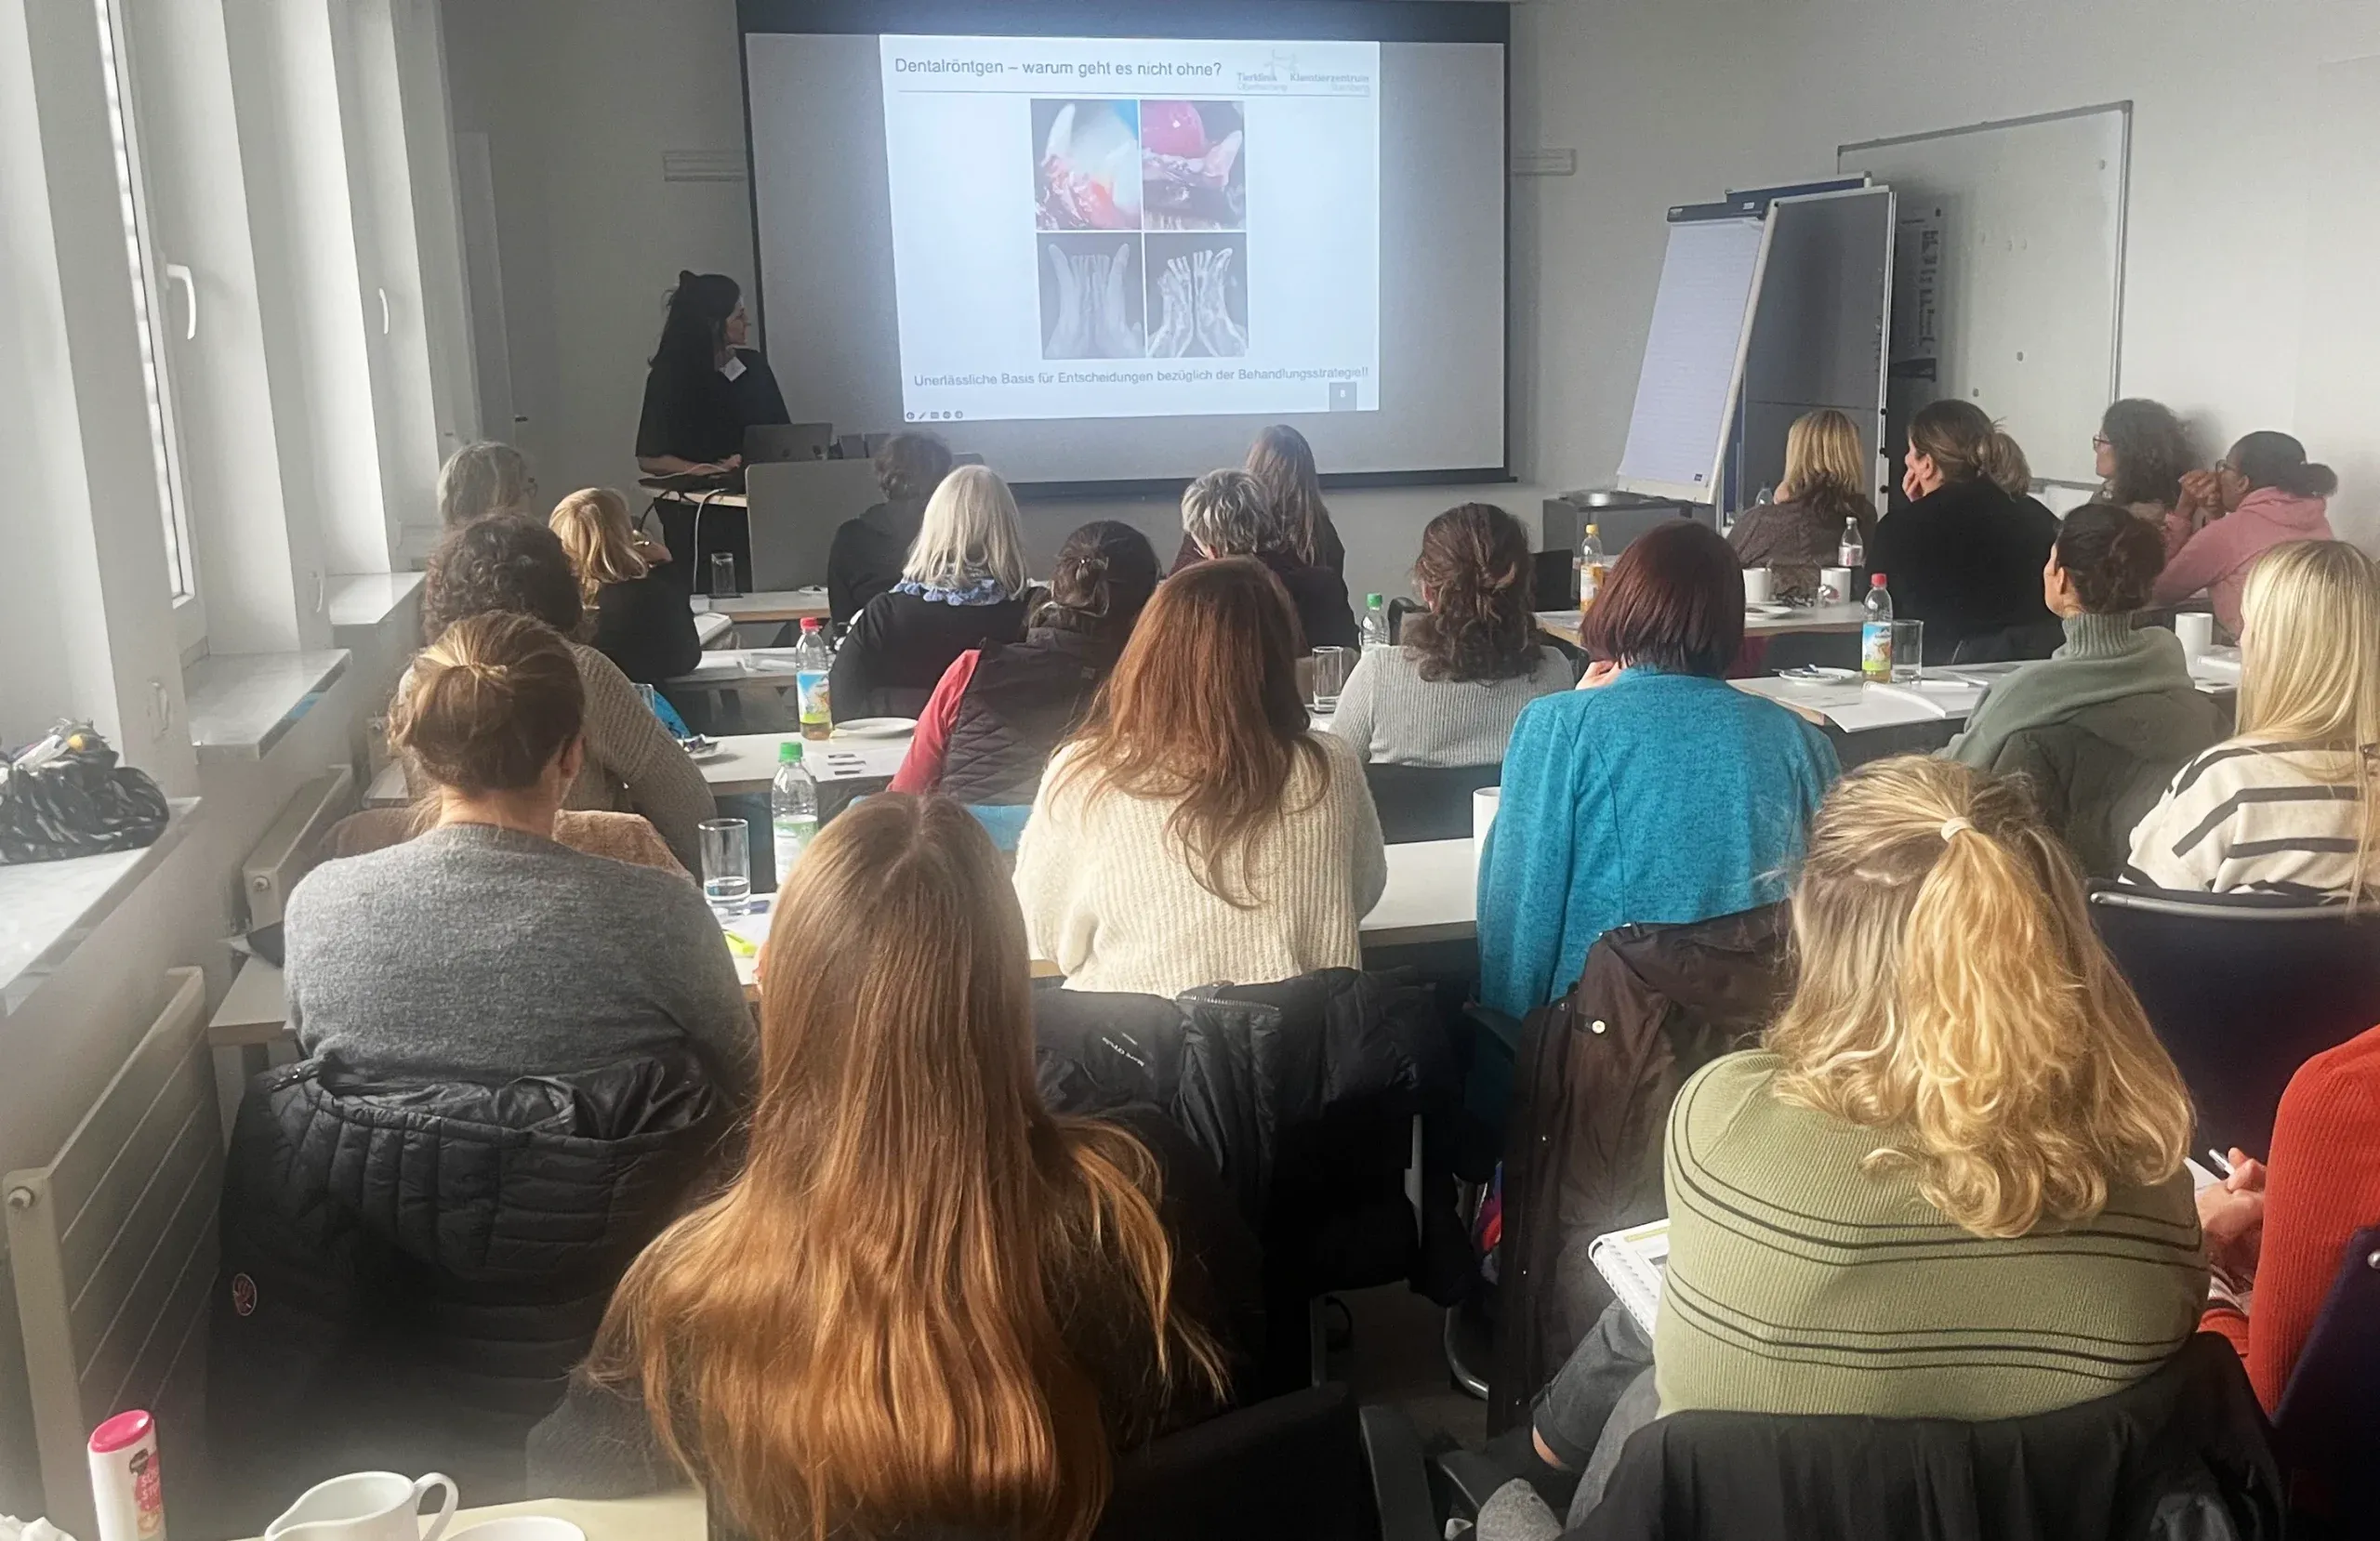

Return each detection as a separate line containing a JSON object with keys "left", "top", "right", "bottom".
{"left": 92, "top": 0, "right": 202, "bottom": 645}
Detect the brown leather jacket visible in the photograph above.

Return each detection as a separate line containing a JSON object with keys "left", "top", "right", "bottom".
{"left": 1488, "top": 903, "right": 1790, "bottom": 1431}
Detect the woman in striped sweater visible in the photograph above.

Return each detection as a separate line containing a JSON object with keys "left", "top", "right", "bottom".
{"left": 1488, "top": 759, "right": 2204, "bottom": 1536}
{"left": 2124, "top": 540, "right": 2380, "bottom": 902}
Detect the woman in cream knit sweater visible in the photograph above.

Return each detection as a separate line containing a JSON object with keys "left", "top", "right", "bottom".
{"left": 1015, "top": 558, "right": 1386, "bottom": 996}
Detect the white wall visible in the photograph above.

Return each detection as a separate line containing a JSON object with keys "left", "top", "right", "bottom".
{"left": 439, "top": 0, "right": 2380, "bottom": 585}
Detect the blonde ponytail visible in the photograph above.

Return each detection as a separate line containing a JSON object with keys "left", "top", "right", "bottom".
{"left": 1977, "top": 429, "right": 2033, "bottom": 497}
{"left": 1909, "top": 400, "right": 2035, "bottom": 496}
{"left": 1768, "top": 757, "right": 2193, "bottom": 1238}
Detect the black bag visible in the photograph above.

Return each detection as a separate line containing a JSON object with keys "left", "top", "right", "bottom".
{"left": 0, "top": 723, "right": 171, "bottom": 864}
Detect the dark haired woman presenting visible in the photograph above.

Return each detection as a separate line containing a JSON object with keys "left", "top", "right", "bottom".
{"left": 634, "top": 271, "right": 790, "bottom": 591}
{"left": 1948, "top": 503, "right": 2225, "bottom": 876}
{"left": 1327, "top": 503, "right": 1569, "bottom": 765}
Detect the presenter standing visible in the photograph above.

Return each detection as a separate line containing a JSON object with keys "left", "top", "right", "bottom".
{"left": 634, "top": 271, "right": 790, "bottom": 591}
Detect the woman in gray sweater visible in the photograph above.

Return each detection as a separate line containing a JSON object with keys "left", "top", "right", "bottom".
{"left": 289, "top": 612, "right": 752, "bottom": 1093}
{"left": 1328, "top": 503, "right": 1570, "bottom": 766}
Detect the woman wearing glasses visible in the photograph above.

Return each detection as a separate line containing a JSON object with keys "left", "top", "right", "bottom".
{"left": 2151, "top": 431, "right": 2336, "bottom": 635}
{"left": 2091, "top": 399, "right": 2195, "bottom": 559}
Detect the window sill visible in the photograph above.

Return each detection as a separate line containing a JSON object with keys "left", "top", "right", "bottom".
{"left": 326, "top": 571, "right": 424, "bottom": 644}
{"left": 0, "top": 799, "right": 200, "bottom": 1021}
{"left": 184, "top": 649, "right": 350, "bottom": 764}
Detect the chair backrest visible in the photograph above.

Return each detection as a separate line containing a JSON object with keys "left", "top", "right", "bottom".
{"left": 1363, "top": 761, "right": 1501, "bottom": 845}
{"left": 2272, "top": 1225, "right": 2380, "bottom": 1511}
{"left": 2088, "top": 888, "right": 2380, "bottom": 1152}
{"left": 1095, "top": 1383, "right": 1376, "bottom": 1541}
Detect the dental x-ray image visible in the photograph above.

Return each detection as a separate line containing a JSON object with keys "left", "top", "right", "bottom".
{"left": 1144, "top": 232, "right": 1247, "bottom": 358}
{"left": 1038, "top": 233, "right": 1145, "bottom": 360}
{"left": 1034, "top": 99, "right": 1142, "bottom": 231}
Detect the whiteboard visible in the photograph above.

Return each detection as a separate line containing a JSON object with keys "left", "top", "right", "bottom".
{"left": 1736, "top": 187, "right": 1895, "bottom": 507}
{"left": 1617, "top": 217, "right": 1769, "bottom": 500}
{"left": 1840, "top": 104, "right": 2129, "bottom": 488}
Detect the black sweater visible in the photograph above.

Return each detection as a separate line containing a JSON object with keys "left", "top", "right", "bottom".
{"left": 1867, "top": 479, "right": 2058, "bottom": 660}
{"left": 826, "top": 497, "right": 930, "bottom": 626}
{"left": 827, "top": 589, "right": 1030, "bottom": 720}
{"left": 590, "top": 574, "right": 704, "bottom": 686}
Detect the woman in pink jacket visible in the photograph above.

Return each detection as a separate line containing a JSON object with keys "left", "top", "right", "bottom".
{"left": 2153, "top": 431, "right": 2336, "bottom": 634}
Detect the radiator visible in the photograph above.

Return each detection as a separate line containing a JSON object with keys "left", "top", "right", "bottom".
{"left": 6, "top": 968, "right": 219, "bottom": 1539}
{"left": 243, "top": 766, "right": 355, "bottom": 930}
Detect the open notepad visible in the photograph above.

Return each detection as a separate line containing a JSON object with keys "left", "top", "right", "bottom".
{"left": 1589, "top": 1218, "right": 1671, "bottom": 1337}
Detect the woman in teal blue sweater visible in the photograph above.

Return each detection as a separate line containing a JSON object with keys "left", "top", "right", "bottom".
{"left": 1479, "top": 521, "right": 1838, "bottom": 1019}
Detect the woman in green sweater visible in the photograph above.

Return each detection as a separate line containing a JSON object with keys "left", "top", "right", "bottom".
{"left": 1946, "top": 502, "right": 2226, "bottom": 876}
{"left": 1486, "top": 759, "right": 2205, "bottom": 1538}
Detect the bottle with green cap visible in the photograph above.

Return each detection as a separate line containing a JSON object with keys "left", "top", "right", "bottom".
{"left": 1359, "top": 592, "right": 1390, "bottom": 652}
{"left": 771, "top": 740, "right": 817, "bottom": 886}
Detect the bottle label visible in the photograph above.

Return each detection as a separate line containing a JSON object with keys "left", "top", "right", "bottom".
{"left": 774, "top": 815, "right": 817, "bottom": 878}
{"left": 796, "top": 670, "right": 829, "bottom": 724}
{"left": 1861, "top": 622, "right": 1894, "bottom": 680}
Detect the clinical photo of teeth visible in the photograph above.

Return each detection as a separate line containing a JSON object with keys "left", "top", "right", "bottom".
{"left": 1034, "top": 99, "right": 1143, "bottom": 231}
{"left": 1139, "top": 99, "right": 1245, "bottom": 230}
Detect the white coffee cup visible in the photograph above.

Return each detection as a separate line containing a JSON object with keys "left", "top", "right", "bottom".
{"left": 1740, "top": 567, "right": 1774, "bottom": 605}
{"left": 1473, "top": 786, "right": 1501, "bottom": 851}
{"left": 448, "top": 1521, "right": 586, "bottom": 1541}
{"left": 265, "top": 1471, "right": 457, "bottom": 1541}
{"left": 1818, "top": 567, "right": 1853, "bottom": 604}
{"left": 2175, "top": 611, "right": 2215, "bottom": 665}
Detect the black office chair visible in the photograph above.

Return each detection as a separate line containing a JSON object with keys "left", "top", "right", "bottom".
{"left": 2272, "top": 1226, "right": 2380, "bottom": 1533}
{"left": 1095, "top": 1383, "right": 1435, "bottom": 1541}
{"left": 2088, "top": 886, "right": 2380, "bottom": 1152}
{"left": 1363, "top": 761, "right": 1501, "bottom": 845}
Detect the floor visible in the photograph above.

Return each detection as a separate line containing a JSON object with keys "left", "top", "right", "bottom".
{"left": 1330, "top": 1282, "right": 1488, "bottom": 1452}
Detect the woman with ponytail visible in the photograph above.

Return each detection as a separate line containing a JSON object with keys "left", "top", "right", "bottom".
{"left": 1327, "top": 503, "right": 1570, "bottom": 765}
{"left": 284, "top": 612, "right": 752, "bottom": 1092}
{"left": 892, "top": 520, "right": 1162, "bottom": 820}
{"left": 533, "top": 795, "right": 1255, "bottom": 1541}
{"left": 2153, "top": 430, "right": 2337, "bottom": 634}
{"left": 1946, "top": 502, "right": 2225, "bottom": 876}
{"left": 1498, "top": 759, "right": 2203, "bottom": 1530}
{"left": 1869, "top": 400, "right": 2061, "bottom": 659}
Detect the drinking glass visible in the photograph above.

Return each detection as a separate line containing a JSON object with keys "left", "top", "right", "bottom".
{"left": 1891, "top": 619, "right": 1924, "bottom": 682}
{"left": 700, "top": 818, "right": 751, "bottom": 919}
{"left": 708, "top": 550, "right": 740, "bottom": 599}
{"left": 1309, "top": 646, "right": 1356, "bottom": 713}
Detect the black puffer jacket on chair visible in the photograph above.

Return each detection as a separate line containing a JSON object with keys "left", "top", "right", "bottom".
{"left": 1035, "top": 967, "right": 1461, "bottom": 1392}
{"left": 205, "top": 1054, "right": 725, "bottom": 1529}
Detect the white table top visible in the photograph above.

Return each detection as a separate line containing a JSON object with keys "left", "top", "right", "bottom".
{"left": 695, "top": 731, "right": 910, "bottom": 794}
{"left": 707, "top": 587, "right": 829, "bottom": 623}
{"left": 666, "top": 648, "right": 806, "bottom": 687}
{"left": 237, "top": 1490, "right": 705, "bottom": 1541}
{"left": 693, "top": 610, "right": 735, "bottom": 647}
{"left": 1536, "top": 601, "right": 1869, "bottom": 644}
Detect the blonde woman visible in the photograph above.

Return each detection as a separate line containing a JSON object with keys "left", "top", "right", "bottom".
{"left": 1726, "top": 408, "right": 1876, "bottom": 599}
{"left": 828, "top": 464, "right": 1034, "bottom": 720}
{"left": 530, "top": 795, "right": 1253, "bottom": 1539}
{"left": 1497, "top": 758, "right": 2202, "bottom": 1532}
{"left": 2125, "top": 539, "right": 2380, "bottom": 902}
{"left": 436, "top": 441, "right": 536, "bottom": 530}
{"left": 550, "top": 488, "right": 701, "bottom": 687}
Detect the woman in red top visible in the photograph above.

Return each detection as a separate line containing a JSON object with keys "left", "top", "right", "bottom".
{"left": 2198, "top": 1023, "right": 2380, "bottom": 1411}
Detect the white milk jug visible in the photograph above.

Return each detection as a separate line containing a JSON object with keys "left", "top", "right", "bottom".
{"left": 264, "top": 1472, "right": 457, "bottom": 1541}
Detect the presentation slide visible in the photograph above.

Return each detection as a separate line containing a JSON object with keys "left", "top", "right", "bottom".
{"left": 741, "top": 4, "right": 1506, "bottom": 487}
{"left": 879, "top": 35, "right": 1380, "bottom": 426}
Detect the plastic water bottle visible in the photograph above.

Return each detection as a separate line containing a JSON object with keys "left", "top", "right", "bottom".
{"left": 1861, "top": 573, "right": 1895, "bottom": 683}
{"left": 1838, "top": 518, "right": 1865, "bottom": 573}
{"left": 1360, "top": 593, "right": 1391, "bottom": 652}
{"left": 792, "top": 618, "right": 833, "bottom": 741}
{"left": 1574, "top": 523, "right": 1607, "bottom": 607}
{"left": 771, "top": 742, "right": 817, "bottom": 887}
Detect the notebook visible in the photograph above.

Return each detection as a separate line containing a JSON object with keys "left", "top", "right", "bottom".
{"left": 1589, "top": 1218, "right": 1671, "bottom": 1336}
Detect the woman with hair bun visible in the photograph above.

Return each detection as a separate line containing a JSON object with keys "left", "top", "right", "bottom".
{"left": 1326, "top": 503, "right": 1570, "bottom": 766}
{"left": 892, "top": 520, "right": 1162, "bottom": 817}
{"left": 1947, "top": 502, "right": 2225, "bottom": 876}
{"left": 285, "top": 612, "right": 751, "bottom": 1092}
{"left": 1868, "top": 400, "right": 2060, "bottom": 659}
{"left": 2153, "top": 430, "right": 2337, "bottom": 635}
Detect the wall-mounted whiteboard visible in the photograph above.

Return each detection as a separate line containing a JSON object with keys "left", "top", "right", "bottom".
{"left": 1616, "top": 217, "right": 1768, "bottom": 500}
{"left": 1840, "top": 103, "right": 2129, "bottom": 489}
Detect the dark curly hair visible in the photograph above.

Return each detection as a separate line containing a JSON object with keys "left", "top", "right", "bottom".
{"left": 2098, "top": 398, "right": 2192, "bottom": 511}
{"left": 2054, "top": 503, "right": 2167, "bottom": 614}
{"left": 423, "top": 514, "right": 585, "bottom": 644}
{"left": 1405, "top": 503, "right": 1540, "bottom": 683}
